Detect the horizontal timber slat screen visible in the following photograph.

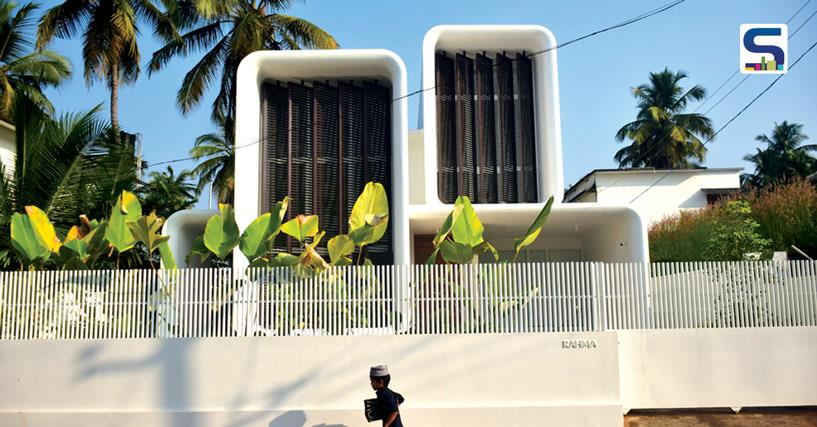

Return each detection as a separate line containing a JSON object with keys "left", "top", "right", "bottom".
{"left": 0, "top": 261, "right": 815, "bottom": 340}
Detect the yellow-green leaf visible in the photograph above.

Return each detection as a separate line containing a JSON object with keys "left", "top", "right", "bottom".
{"left": 10, "top": 213, "right": 49, "bottom": 262}
{"left": 327, "top": 234, "right": 355, "bottom": 265}
{"left": 513, "top": 196, "right": 554, "bottom": 261}
{"left": 24, "top": 206, "right": 61, "bottom": 253}
{"left": 281, "top": 214, "right": 319, "bottom": 243}
{"left": 349, "top": 182, "right": 389, "bottom": 246}
{"left": 450, "top": 196, "right": 484, "bottom": 247}
{"left": 203, "top": 204, "right": 240, "bottom": 260}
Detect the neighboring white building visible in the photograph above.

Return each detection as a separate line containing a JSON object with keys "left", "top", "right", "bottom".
{"left": 564, "top": 168, "right": 743, "bottom": 226}
{"left": 0, "top": 119, "right": 15, "bottom": 177}
{"left": 167, "top": 25, "right": 650, "bottom": 267}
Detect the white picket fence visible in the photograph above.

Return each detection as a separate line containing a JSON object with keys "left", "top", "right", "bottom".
{"left": 0, "top": 261, "right": 815, "bottom": 340}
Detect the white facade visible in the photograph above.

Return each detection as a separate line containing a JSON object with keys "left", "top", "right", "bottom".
{"left": 565, "top": 168, "right": 742, "bottom": 225}
{"left": 232, "top": 49, "right": 410, "bottom": 268}
{"left": 165, "top": 26, "right": 650, "bottom": 266}
{"left": 0, "top": 120, "right": 15, "bottom": 177}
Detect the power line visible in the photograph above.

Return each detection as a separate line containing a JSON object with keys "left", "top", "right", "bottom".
{"left": 694, "top": 0, "right": 811, "bottom": 113}
{"left": 145, "top": 0, "right": 687, "bottom": 170}
{"left": 392, "top": 0, "right": 686, "bottom": 102}
{"left": 617, "top": 3, "right": 817, "bottom": 173}
{"left": 626, "top": 36, "right": 817, "bottom": 204}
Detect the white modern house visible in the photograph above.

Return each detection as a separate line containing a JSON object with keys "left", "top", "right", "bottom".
{"left": 564, "top": 167, "right": 743, "bottom": 226}
{"left": 4, "top": 24, "right": 816, "bottom": 427}
{"left": 166, "top": 25, "right": 650, "bottom": 267}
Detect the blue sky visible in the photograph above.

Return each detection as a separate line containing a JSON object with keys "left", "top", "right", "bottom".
{"left": 40, "top": 0, "right": 817, "bottom": 207}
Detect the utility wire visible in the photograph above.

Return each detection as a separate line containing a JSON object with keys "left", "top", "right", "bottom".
{"left": 694, "top": 0, "right": 811, "bottom": 113}
{"left": 145, "top": 0, "right": 687, "bottom": 170}
{"left": 626, "top": 36, "right": 817, "bottom": 205}
{"left": 609, "top": 2, "right": 817, "bottom": 178}
{"left": 393, "top": 0, "right": 685, "bottom": 102}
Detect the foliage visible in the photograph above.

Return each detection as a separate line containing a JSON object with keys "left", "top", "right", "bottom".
{"left": 148, "top": 0, "right": 337, "bottom": 124}
{"left": 651, "top": 180, "right": 817, "bottom": 261}
{"left": 0, "top": 0, "right": 71, "bottom": 120}
{"left": 704, "top": 200, "right": 770, "bottom": 261}
{"left": 746, "top": 179, "right": 817, "bottom": 256}
{"left": 426, "top": 195, "right": 554, "bottom": 264}
{"left": 0, "top": 95, "right": 138, "bottom": 269}
{"left": 615, "top": 68, "right": 715, "bottom": 169}
{"left": 743, "top": 121, "right": 816, "bottom": 188}
{"left": 188, "top": 181, "right": 390, "bottom": 274}
{"left": 137, "top": 166, "right": 199, "bottom": 219}
{"left": 36, "top": 0, "right": 174, "bottom": 129}
{"left": 8, "top": 190, "right": 176, "bottom": 270}
{"left": 650, "top": 199, "right": 771, "bottom": 262}
{"left": 189, "top": 122, "right": 234, "bottom": 204}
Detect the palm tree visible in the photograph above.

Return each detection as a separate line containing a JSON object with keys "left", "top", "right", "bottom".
{"left": 0, "top": 0, "right": 71, "bottom": 120}
{"left": 36, "top": 0, "right": 173, "bottom": 132}
{"left": 743, "top": 121, "right": 816, "bottom": 187}
{"left": 148, "top": 0, "right": 337, "bottom": 125}
{"left": 189, "top": 124, "right": 233, "bottom": 204}
{"left": 0, "top": 93, "right": 138, "bottom": 268}
{"left": 137, "top": 165, "right": 198, "bottom": 218}
{"left": 615, "top": 68, "right": 715, "bottom": 169}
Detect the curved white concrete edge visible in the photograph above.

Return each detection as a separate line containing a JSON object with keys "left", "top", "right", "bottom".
{"left": 409, "top": 203, "right": 650, "bottom": 263}
{"left": 162, "top": 209, "right": 218, "bottom": 268}
{"left": 421, "top": 25, "right": 564, "bottom": 205}
{"left": 234, "top": 50, "right": 410, "bottom": 268}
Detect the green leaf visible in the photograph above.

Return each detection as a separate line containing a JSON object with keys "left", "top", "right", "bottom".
{"left": 432, "top": 205, "right": 462, "bottom": 247}
{"left": 186, "top": 235, "right": 211, "bottom": 266}
{"left": 424, "top": 247, "right": 440, "bottom": 265}
{"left": 127, "top": 212, "right": 169, "bottom": 254}
{"left": 439, "top": 240, "right": 475, "bottom": 264}
{"left": 280, "top": 214, "right": 319, "bottom": 243}
{"left": 327, "top": 234, "right": 355, "bottom": 265}
{"left": 348, "top": 182, "right": 389, "bottom": 246}
{"left": 63, "top": 232, "right": 89, "bottom": 259}
{"left": 513, "top": 196, "right": 554, "bottom": 261}
{"left": 451, "top": 196, "right": 484, "bottom": 247}
{"left": 24, "top": 206, "right": 61, "bottom": 253}
{"left": 10, "top": 213, "right": 49, "bottom": 263}
{"left": 239, "top": 213, "right": 273, "bottom": 262}
{"left": 54, "top": 246, "right": 88, "bottom": 270}
{"left": 105, "top": 191, "right": 143, "bottom": 252}
{"left": 269, "top": 252, "right": 299, "bottom": 268}
{"left": 203, "top": 204, "right": 240, "bottom": 259}
{"left": 158, "top": 241, "right": 177, "bottom": 270}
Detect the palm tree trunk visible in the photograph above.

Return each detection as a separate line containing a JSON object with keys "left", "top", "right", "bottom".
{"left": 110, "top": 61, "right": 120, "bottom": 139}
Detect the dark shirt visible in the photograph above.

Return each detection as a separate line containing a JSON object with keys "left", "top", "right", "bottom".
{"left": 376, "top": 387, "right": 404, "bottom": 427}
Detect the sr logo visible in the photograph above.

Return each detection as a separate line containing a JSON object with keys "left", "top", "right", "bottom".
{"left": 740, "top": 24, "right": 787, "bottom": 74}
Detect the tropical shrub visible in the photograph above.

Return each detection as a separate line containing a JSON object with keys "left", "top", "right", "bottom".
{"left": 650, "top": 199, "right": 771, "bottom": 262}
{"left": 426, "top": 195, "right": 555, "bottom": 264}
{"left": 747, "top": 179, "right": 817, "bottom": 255}
{"left": 188, "top": 182, "right": 390, "bottom": 275}
{"left": 9, "top": 190, "right": 175, "bottom": 270}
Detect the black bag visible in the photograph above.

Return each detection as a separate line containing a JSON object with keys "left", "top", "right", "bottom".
{"left": 364, "top": 398, "right": 382, "bottom": 422}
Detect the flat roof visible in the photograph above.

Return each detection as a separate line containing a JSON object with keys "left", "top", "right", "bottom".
{"left": 565, "top": 167, "right": 744, "bottom": 200}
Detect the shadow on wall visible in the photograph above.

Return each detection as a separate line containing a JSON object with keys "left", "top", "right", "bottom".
{"left": 269, "top": 411, "right": 347, "bottom": 427}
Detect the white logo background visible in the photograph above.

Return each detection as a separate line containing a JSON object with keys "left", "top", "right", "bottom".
{"left": 740, "top": 24, "right": 788, "bottom": 74}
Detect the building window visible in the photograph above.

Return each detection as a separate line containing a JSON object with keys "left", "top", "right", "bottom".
{"left": 435, "top": 51, "right": 538, "bottom": 204}
{"left": 260, "top": 80, "right": 393, "bottom": 264}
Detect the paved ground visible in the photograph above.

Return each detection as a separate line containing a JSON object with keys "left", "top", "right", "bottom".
{"left": 624, "top": 408, "right": 817, "bottom": 426}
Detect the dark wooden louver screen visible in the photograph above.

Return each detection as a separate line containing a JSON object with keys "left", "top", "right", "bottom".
{"left": 436, "top": 51, "right": 538, "bottom": 204}
{"left": 260, "top": 80, "right": 393, "bottom": 264}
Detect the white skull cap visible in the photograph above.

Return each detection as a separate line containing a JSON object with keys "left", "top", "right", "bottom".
{"left": 370, "top": 365, "right": 389, "bottom": 377}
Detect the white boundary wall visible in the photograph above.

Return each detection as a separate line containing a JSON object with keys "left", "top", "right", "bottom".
{"left": 0, "top": 333, "right": 621, "bottom": 426}
{"left": 618, "top": 327, "right": 817, "bottom": 412}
